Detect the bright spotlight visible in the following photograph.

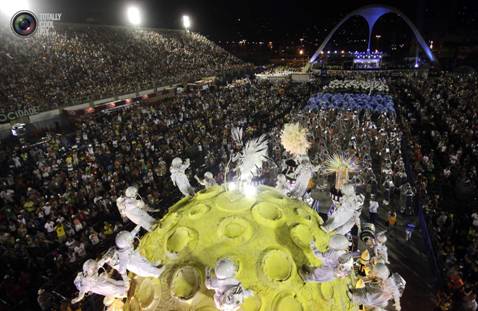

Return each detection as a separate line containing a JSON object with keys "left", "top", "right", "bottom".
{"left": 243, "top": 184, "right": 257, "bottom": 198}
{"left": 182, "top": 15, "right": 191, "bottom": 30}
{"left": 127, "top": 6, "right": 141, "bottom": 26}
{"left": 0, "top": 0, "right": 30, "bottom": 17}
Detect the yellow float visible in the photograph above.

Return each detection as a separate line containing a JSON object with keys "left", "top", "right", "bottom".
{"left": 123, "top": 185, "right": 357, "bottom": 311}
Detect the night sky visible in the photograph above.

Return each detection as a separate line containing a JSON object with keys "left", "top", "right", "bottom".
{"left": 29, "top": 0, "right": 478, "bottom": 42}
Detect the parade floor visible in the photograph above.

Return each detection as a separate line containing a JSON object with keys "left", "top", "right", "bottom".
{"left": 372, "top": 206, "right": 435, "bottom": 310}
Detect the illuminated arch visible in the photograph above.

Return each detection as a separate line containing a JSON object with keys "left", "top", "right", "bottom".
{"left": 305, "top": 4, "right": 437, "bottom": 71}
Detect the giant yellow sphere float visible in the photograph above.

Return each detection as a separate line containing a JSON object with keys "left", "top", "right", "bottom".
{"left": 122, "top": 185, "right": 357, "bottom": 311}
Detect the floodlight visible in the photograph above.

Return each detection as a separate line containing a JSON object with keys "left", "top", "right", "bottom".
{"left": 127, "top": 6, "right": 141, "bottom": 26}
{"left": 182, "top": 15, "right": 191, "bottom": 30}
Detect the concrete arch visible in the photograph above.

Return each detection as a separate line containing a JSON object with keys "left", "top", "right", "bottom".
{"left": 305, "top": 4, "right": 436, "bottom": 71}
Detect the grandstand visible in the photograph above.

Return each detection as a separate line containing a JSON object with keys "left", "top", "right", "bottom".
{"left": 0, "top": 23, "right": 250, "bottom": 115}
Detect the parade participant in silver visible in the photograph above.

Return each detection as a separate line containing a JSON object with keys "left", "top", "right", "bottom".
{"left": 289, "top": 155, "right": 316, "bottom": 199}
{"left": 116, "top": 186, "right": 157, "bottom": 232}
{"left": 300, "top": 234, "right": 352, "bottom": 283}
{"left": 112, "top": 230, "right": 165, "bottom": 281}
{"left": 71, "top": 259, "right": 127, "bottom": 305}
{"left": 322, "top": 184, "right": 364, "bottom": 235}
{"left": 349, "top": 263, "right": 406, "bottom": 311}
{"left": 275, "top": 174, "right": 289, "bottom": 195}
{"left": 205, "top": 258, "right": 253, "bottom": 311}
{"left": 374, "top": 231, "right": 390, "bottom": 264}
{"left": 170, "top": 157, "right": 195, "bottom": 196}
{"left": 195, "top": 171, "right": 217, "bottom": 189}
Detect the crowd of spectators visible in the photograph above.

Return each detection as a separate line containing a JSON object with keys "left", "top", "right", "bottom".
{"left": 1, "top": 64, "right": 476, "bottom": 310}
{"left": 0, "top": 79, "right": 318, "bottom": 309}
{"left": 393, "top": 72, "right": 478, "bottom": 310}
{"left": 0, "top": 23, "right": 250, "bottom": 114}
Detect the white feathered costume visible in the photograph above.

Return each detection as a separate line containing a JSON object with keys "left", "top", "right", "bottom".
{"left": 235, "top": 135, "right": 268, "bottom": 186}
{"left": 321, "top": 184, "right": 364, "bottom": 234}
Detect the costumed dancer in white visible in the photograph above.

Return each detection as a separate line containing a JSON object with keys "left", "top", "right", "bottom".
{"left": 170, "top": 157, "right": 195, "bottom": 196}
{"left": 275, "top": 174, "right": 289, "bottom": 195}
{"left": 279, "top": 123, "right": 312, "bottom": 199}
{"left": 205, "top": 258, "right": 253, "bottom": 311}
{"left": 195, "top": 172, "right": 217, "bottom": 189}
{"left": 349, "top": 263, "right": 406, "bottom": 311}
{"left": 321, "top": 184, "right": 364, "bottom": 234}
{"left": 300, "top": 235, "right": 353, "bottom": 283}
{"left": 374, "top": 231, "right": 390, "bottom": 264}
{"left": 289, "top": 155, "right": 315, "bottom": 199}
{"left": 71, "top": 259, "right": 127, "bottom": 304}
{"left": 113, "top": 230, "right": 165, "bottom": 281}
{"left": 116, "top": 186, "right": 157, "bottom": 232}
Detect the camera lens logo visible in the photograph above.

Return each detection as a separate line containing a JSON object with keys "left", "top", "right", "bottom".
{"left": 11, "top": 11, "right": 38, "bottom": 37}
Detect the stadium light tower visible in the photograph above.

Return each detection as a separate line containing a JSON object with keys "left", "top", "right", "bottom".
{"left": 126, "top": 6, "right": 141, "bottom": 26}
{"left": 182, "top": 15, "right": 191, "bottom": 31}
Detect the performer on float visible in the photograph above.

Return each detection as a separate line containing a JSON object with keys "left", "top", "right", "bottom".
{"left": 116, "top": 186, "right": 157, "bottom": 232}
{"left": 170, "top": 157, "right": 195, "bottom": 197}
{"left": 300, "top": 234, "right": 352, "bottom": 283}
{"left": 321, "top": 184, "right": 364, "bottom": 235}
{"left": 355, "top": 249, "right": 372, "bottom": 280}
{"left": 360, "top": 223, "right": 377, "bottom": 254}
{"left": 195, "top": 172, "right": 217, "bottom": 189}
{"left": 275, "top": 174, "right": 289, "bottom": 195}
{"left": 279, "top": 123, "right": 313, "bottom": 199}
{"left": 113, "top": 230, "right": 165, "bottom": 282}
{"left": 349, "top": 263, "right": 406, "bottom": 311}
{"left": 289, "top": 155, "right": 316, "bottom": 199}
{"left": 374, "top": 231, "right": 390, "bottom": 264}
{"left": 205, "top": 258, "right": 253, "bottom": 311}
{"left": 71, "top": 259, "right": 127, "bottom": 305}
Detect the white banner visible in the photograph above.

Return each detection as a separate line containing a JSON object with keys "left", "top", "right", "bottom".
{"left": 0, "top": 106, "right": 40, "bottom": 123}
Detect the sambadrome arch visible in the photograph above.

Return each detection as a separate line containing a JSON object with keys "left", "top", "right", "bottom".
{"left": 304, "top": 4, "right": 437, "bottom": 72}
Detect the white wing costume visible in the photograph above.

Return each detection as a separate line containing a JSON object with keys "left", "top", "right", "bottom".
{"left": 231, "top": 127, "right": 243, "bottom": 146}
{"left": 322, "top": 184, "right": 364, "bottom": 234}
{"left": 236, "top": 135, "right": 268, "bottom": 185}
{"left": 170, "top": 158, "right": 194, "bottom": 196}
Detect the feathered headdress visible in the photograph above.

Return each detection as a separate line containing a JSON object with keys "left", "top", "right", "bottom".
{"left": 280, "top": 123, "right": 310, "bottom": 156}
{"left": 231, "top": 127, "right": 243, "bottom": 146}
{"left": 325, "top": 153, "right": 358, "bottom": 190}
{"left": 237, "top": 134, "right": 268, "bottom": 182}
